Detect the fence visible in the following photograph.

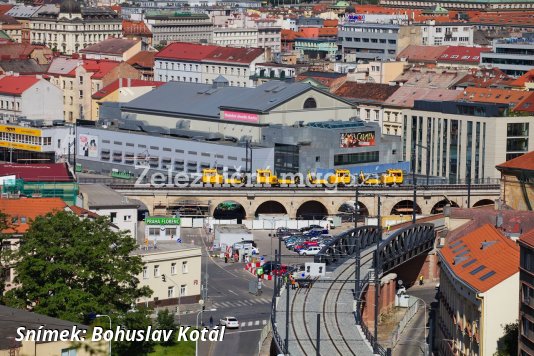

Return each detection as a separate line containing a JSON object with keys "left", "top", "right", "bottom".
{"left": 257, "top": 312, "right": 272, "bottom": 356}
{"left": 185, "top": 217, "right": 328, "bottom": 230}
{"left": 390, "top": 296, "right": 420, "bottom": 348}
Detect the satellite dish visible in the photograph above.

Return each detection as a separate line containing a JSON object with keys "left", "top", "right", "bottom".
{"left": 397, "top": 279, "right": 404, "bottom": 286}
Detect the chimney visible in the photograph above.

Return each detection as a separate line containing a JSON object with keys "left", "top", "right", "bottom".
{"left": 495, "top": 212, "right": 503, "bottom": 228}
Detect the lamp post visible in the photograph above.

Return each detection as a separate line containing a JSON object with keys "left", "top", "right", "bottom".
{"left": 162, "top": 274, "right": 183, "bottom": 324}
{"left": 354, "top": 182, "right": 361, "bottom": 324}
{"left": 195, "top": 308, "right": 217, "bottom": 356}
{"left": 96, "top": 314, "right": 112, "bottom": 356}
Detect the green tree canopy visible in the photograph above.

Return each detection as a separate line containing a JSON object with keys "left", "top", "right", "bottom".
{"left": 3, "top": 211, "right": 151, "bottom": 323}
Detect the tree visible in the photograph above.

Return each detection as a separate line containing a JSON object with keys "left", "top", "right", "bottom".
{"left": 0, "top": 211, "right": 10, "bottom": 299}
{"left": 495, "top": 321, "right": 518, "bottom": 356}
{"left": 156, "top": 309, "right": 176, "bottom": 346}
{"left": 112, "top": 308, "right": 155, "bottom": 356}
{"left": 3, "top": 211, "right": 152, "bottom": 323}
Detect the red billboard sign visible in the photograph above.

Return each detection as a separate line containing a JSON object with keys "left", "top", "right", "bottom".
{"left": 223, "top": 110, "right": 259, "bottom": 123}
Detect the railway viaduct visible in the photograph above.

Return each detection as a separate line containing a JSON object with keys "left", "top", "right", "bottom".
{"left": 113, "top": 184, "right": 500, "bottom": 219}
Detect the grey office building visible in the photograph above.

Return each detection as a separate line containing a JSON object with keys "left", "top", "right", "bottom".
{"left": 338, "top": 23, "right": 400, "bottom": 62}
{"left": 76, "top": 123, "right": 274, "bottom": 178}
{"left": 480, "top": 37, "right": 534, "bottom": 77}
{"left": 261, "top": 120, "right": 402, "bottom": 174}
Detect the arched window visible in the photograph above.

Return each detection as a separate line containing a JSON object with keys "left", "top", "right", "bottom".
{"left": 303, "top": 97, "right": 317, "bottom": 109}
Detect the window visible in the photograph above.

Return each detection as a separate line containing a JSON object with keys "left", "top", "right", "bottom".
{"left": 166, "top": 228, "right": 176, "bottom": 237}
{"left": 79, "top": 90, "right": 83, "bottom": 99}
{"left": 78, "top": 76, "right": 83, "bottom": 84}
{"left": 168, "top": 286, "right": 174, "bottom": 298}
{"left": 303, "top": 97, "right": 317, "bottom": 109}
{"left": 154, "top": 265, "right": 160, "bottom": 277}
{"left": 124, "top": 215, "right": 131, "bottom": 222}
{"left": 149, "top": 228, "right": 159, "bottom": 237}
{"left": 143, "top": 266, "right": 148, "bottom": 279}
{"left": 171, "top": 263, "right": 176, "bottom": 275}
{"left": 110, "top": 212, "right": 117, "bottom": 223}
{"left": 61, "top": 349, "right": 77, "bottom": 356}
{"left": 182, "top": 261, "right": 188, "bottom": 273}
{"left": 180, "top": 284, "right": 186, "bottom": 296}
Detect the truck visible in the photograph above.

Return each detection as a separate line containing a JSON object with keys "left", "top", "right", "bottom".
{"left": 256, "top": 169, "right": 299, "bottom": 186}
{"left": 202, "top": 168, "right": 244, "bottom": 185}
{"left": 308, "top": 169, "right": 351, "bottom": 186}
{"left": 325, "top": 216, "right": 341, "bottom": 229}
{"left": 359, "top": 169, "right": 404, "bottom": 186}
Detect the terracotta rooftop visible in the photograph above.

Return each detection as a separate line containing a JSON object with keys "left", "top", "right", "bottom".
{"left": 334, "top": 82, "right": 399, "bottom": 103}
{"left": 0, "top": 163, "right": 73, "bottom": 182}
{"left": 510, "top": 69, "right": 534, "bottom": 88}
{"left": 454, "top": 67, "right": 514, "bottom": 89}
{"left": 496, "top": 151, "right": 534, "bottom": 172}
{"left": 384, "top": 86, "right": 459, "bottom": 108}
{"left": 438, "top": 46, "right": 491, "bottom": 64}
{"left": 520, "top": 228, "right": 534, "bottom": 250}
{"left": 397, "top": 45, "right": 448, "bottom": 63}
{"left": 92, "top": 78, "right": 163, "bottom": 99}
{"left": 0, "top": 75, "right": 39, "bottom": 95}
{"left": 515, "top": 93, "right": 534, "bottom": 113}
{"left": 0, "top": 197, "right": 67, "bottom": 234}
{"left": 0, "top": 43, "right": 47, "bottom": 60}
{"left": 77, "top": 59, "right": 121, "bottom": 79}
{"left": 439, "top": 224, "right": 519, "bottom": 293}
{"left": 457, "top": 87, "right": 533, "bottom": 108}
{"left": 122, "top": 19, "right": 151, "bottom": 36}
{"left": 203, "top": 46, "right": 264, "bottom": 65}
{"left": 393, "top": 67, "right": 468, "bottom": 89}
{"left": 126, "top": 50, "right": 155, "bottom": 69}
{"left": 80, "top": 38, "right": 139, "bottom": 56}
{"left": 156, "top": 42, "right": 219, "bottom": 61}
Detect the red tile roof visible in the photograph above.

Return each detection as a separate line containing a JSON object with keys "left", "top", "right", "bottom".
{"left": 510, "top": 69, "right": 534, "bottom": 88}
{"left": 0, "top": 163, "right": 73, "bottom": 182}
{"left": 438, "top": 46, "right": 491, "bottom": 64}
{"left": 496, "top": 151, "right": 534, "bottom": 171}
{"left": 68, "top": 205, "right": 100, "bottom": 219}
{"left": 397, "top": 45, "right": 448, "bottom": 63}
{"left": 126, "top": 50, "right": 155, "bottom": 68}
{"left": 156, "top": 42, "right": 219, "bottom": 61}
{"left": 334, "top": 82, "right": 399, "bottom": 103}
{"left": 0, "top": 197, "right": 67, "bottom": 234}
{"left": 71, "top": 59, "right": 120, "bottom": 79}
{"left": 457, "top": 87, "right": 532, "bottom": 108}
{"left": 520, "top": 228, "right": 534, "bottom": 250}
{"left": 92, "top": 78, "right": 163, "bottom": 99}
{"left": 122, "top": 20, "right": 152, "bottom": 36}
{"left": 323, "top": 19, "right": 338, "bottom": 27}
{"left": 0, "top": 43, "right": 47, "bottom": 60}
{"left": 384, "top": 86, "right": 459, "bottom": 108}
{"left": 203, "top": 46, "right": 264, "bottom": 65}
{"left": 515, "top": 93, "right": 534, "bottom": 113}
{"left": 0, "top": 75, "right": 39, "bottom": 95}
{"left": 80, "top": 38, "right": 139, "bottom": 56}
{"left": 454, "top": 67, "right": 514, "bottom": 89}
{"left": 439, "top": 224, "right": 519, "bottom": 292}
{"left": 0, "top": 4, "right": 13, "bottom": 15}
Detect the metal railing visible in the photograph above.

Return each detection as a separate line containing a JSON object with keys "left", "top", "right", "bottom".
{"left": 390, "top": 296, "right": 419, "bottom": 347}
{"left": 271, "top": 286, "right": 285, "bottom": 355}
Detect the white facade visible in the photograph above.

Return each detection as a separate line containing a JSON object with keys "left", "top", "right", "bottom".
{"left": 212, "top": 28, "right": 258, "bottom": 48}
{"left": 421, "top": 23, "right": 474, "bottom": 46}
{"left": 202, "top": 60, "right": 258, "bottom": 87}
{"left": 0, "top": 76, "right": 63, "bottom": 123}
{"left": 134, "top": 243, "right": 202, "bottom": 307}
{"left": 30, "top": 10, "right": 122, "bottom": 55}
{"left": 154, "top": 59, "right": 203, "bottom": 83}
{"left": 94, "top": 207, "right": 138, "bottom": 240}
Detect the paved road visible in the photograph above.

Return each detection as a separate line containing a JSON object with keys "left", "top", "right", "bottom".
{"left": 393, "top": 285, "right": 438, "bottom": 356}
{"left": 178, "top": 228, "right": 274, "bottom": 356}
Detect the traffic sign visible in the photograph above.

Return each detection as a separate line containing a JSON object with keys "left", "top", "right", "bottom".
{"left": 177, "top": 238, "right": 182, "bottom": 243}
{"left": 257, "top": 267, "right": 264, "bottom": 276}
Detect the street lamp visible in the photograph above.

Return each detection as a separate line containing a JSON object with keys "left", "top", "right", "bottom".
{"left": 162, "top": 274, "right": 183, "bottom": 324}
{"left": 195, "top": 308, "right": 217, "bottom": 356}
{"left": 95, "top": 314, "right": 112, "bottom": 356}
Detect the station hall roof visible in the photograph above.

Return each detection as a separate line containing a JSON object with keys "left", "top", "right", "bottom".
{"left": 122, "top": 80, "right": 345, "bottom": 118}
{"left": 0, "top": 163, "right": 73, "bottom": 182}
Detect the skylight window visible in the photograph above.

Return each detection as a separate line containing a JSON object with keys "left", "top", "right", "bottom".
{"left": 479, "top": 271, "right": 496, "bottom": 281}
{"left": 470, "top": 265, "right": 486, "bottom": 275}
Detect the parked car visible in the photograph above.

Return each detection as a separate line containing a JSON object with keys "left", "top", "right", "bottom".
{"left": 300, "top": 225, "right": 322, "bottom": 232}
{"left": 299, "top": 246, "right": 322, "bottom": 256}
{"left": 277, "top": 227, "right": 300, "bottom": 237}
{"left": 220, "top": 317, "right": 239, "bottom": 328}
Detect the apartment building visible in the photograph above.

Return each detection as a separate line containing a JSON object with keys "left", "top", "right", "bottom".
{"left": 132, "top": 242, "right": 202, "bottom": 307}
{"left": 47, "top": 57, "right": 140, "bottom": 122}
{"left": 519, "top": 229, "right": 534, "bottom": 356}
{"left": 421, "top": 22, "right": 474, "bottom": 46}
{"left": 29, "top": 0, "right": 122, "bottom": 55}
{"left": 338, "top": 23, "right": 400, "bottom": 62}
{"left": 144, "top": 11, "right": 212, "bottom": 46}
{"left": 154, "top": 42, "right": 265, "bottom": 87}
{"left": 437, "top": 224, "right": 519, "bottom": 356}
{"left": 0, "top": 74, "right": 62, "bottom": 123}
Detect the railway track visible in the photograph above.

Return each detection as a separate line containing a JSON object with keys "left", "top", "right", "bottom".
{"left": 289, "top": 251, "right": 374, "bottom": 356}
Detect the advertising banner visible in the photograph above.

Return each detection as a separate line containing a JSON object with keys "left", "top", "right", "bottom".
{"left": 0, "top": 125, "right": 42, "bottom": 136}
{"left": 340, "top": 131, "right": 376, "bottom": 148}
{"left": 79, "top": 134, "right": 98, "bottom": 158}
{"left": 223, "top": 110, "right": 259, "bottom": 123}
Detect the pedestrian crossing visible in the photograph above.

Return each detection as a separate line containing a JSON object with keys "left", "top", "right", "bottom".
{"left": 212, "top": 298, "right": 271, "bottom": 309}
{"left": 239, "top": 320, "right": 268, "bottom": 328}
